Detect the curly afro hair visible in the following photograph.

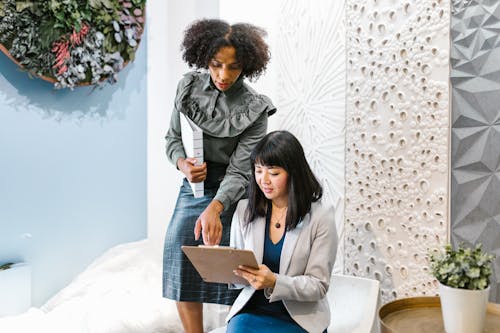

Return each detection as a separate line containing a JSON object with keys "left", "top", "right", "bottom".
{"left": 181, "top": 19, "right": 270, "bottom": 80}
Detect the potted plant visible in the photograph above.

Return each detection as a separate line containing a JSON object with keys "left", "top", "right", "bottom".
{"left": 429, "top": 243, "right": 495, "bottom": 333}
{"left": 0, "top": 262, "right": 14, "bottom": 271}
{"left": 0, "top": 262, "right": 32, "bottom": 315}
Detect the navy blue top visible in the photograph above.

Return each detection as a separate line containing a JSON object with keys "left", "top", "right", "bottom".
{"left": 240, "top": 206, "right": 292, "bottom": 322}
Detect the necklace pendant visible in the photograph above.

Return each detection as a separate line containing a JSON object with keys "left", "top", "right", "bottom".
{"left": 275, "top": 222, "right": 281, "bottom": 228}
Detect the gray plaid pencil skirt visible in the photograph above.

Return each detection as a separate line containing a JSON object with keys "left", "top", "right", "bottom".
{"left": 162, "top": 165, "right": 240, "bottom": 305}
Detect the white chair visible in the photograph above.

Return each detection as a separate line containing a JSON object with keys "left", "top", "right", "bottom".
{"left": 328, "top": 274, "right": 380, "bottom": 333}
{"left": 208, "top": 326, "right": 226, "bottom": 333}
{"left": 209, "top": 274, "right": 380, "bottom": 333}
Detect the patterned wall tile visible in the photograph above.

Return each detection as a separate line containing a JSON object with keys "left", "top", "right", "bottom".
{"left": 274, "top": 0, "right": 346, "bottom": 273}
{"left": 451, "top": 0, "right": 500, "bottom": 302}
{"left": 345, "top": 0, "right": 450, "bottom": 303}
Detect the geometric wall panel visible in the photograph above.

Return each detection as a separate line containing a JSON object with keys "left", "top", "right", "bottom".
{"left": 451, "top": 0, "right": 500, "bottom": 302}
{"left": 346, "top": 0, "right": 450, "bottom": 303}
{"left": 274, "top": 0, "right": 346, "bottom": 273}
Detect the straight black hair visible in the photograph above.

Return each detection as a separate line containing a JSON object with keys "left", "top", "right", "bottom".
{"left": 245, "top": 131, "right": 323, "bottom": 230}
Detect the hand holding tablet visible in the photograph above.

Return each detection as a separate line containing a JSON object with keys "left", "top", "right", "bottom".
{"left": 181, "top": 245, "right": 259, "bottom": 285}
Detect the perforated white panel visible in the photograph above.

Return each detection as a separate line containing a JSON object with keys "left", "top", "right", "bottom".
{"left": 345, "top": 0, "right": 450, "bottom": 303}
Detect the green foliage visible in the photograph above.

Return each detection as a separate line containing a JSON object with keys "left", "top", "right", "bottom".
{"left": 89, "top": 0, "right": 114, "bottom": 9}
{"left": 0, "top": 0, "right": 146, "bottom": 89}
{"left": 48, "top": 0, "right": 91, "bottom": 31}
{"left": 39, "top": 18, "right": 65, "bottom": 50}
{"left": 429, "top": 243, "right": 495, "bottom": 290}
{"left": 0, "top": 263, "right": 14, "bottom": 271}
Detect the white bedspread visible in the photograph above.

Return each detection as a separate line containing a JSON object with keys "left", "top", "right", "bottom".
{"left": 0, "top": 240, "right": 228, "bottom": 333}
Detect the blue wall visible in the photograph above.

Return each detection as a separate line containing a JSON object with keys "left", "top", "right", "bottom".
{"left": 0, "top": 42, "right": 147, "bottom": 306}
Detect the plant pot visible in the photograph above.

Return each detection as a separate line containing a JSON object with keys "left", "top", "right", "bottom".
{"left": 0, "top": 262, "right": 31, "bottom": 316}
{"left": 438, "top": 282, "right": 489, "bottom": 333}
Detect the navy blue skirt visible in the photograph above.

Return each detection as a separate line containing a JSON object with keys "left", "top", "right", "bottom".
{"left": 162, "top": 175, "right": 240, "bottom": 305}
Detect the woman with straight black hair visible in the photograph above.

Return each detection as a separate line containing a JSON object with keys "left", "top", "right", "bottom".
{"left": 226, "top": 130, "right": 338, "bottom": 333}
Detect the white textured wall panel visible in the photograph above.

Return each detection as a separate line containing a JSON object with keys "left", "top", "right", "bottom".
{"left": 274, "top": 0, "right": 346, "bottom": 273}
{"left": 345, "top": 0, "right": 450, "bottom": 303}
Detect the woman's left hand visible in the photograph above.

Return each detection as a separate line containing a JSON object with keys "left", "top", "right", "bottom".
{"left": 234, "top": 264, "right": 277, "bottom": 290}
{"left": 194, "top": 200, "right": 224, "bottom": 245}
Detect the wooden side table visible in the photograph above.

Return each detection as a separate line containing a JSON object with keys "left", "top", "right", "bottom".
{"left": 379, "top": 296, "right": 500, "bottom": 333}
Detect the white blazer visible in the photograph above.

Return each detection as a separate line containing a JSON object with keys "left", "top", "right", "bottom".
{"left": 226, "top": 199, "right": 338, "bottom": 333}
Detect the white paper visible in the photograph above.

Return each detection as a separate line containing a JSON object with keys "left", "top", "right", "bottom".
{"left": 180, "top": 113, "right": 204, "bottom": 198}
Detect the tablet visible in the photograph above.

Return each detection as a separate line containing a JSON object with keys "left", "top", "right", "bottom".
{"left": 181, "top": 245, "right": 259, "bottom": 285}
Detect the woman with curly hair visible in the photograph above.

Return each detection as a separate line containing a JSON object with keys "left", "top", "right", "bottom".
{"left": 163, "top": 19, "right": 275, "bottom": 332}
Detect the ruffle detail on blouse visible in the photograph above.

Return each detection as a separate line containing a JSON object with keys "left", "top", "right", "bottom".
{"left": 175, "top": 71, "right": 276, "bottom": 138}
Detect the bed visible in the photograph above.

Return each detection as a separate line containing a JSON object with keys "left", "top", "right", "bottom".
{"left": 0, "top": 240, "right": 228, "bottom": 333}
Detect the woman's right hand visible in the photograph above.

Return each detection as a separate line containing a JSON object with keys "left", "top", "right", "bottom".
{"left": 177, "top": 157, "right": 207, "bottom": 183}
{"left": 234, "top": 264, "right": 277, "bottom": 290}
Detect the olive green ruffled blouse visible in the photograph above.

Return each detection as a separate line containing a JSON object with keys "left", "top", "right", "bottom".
{"left": 165, "top": 71, "right": 276, "bottom": 211}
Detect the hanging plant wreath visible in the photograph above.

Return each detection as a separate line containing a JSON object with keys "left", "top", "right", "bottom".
{"left": 0, "top": 0, "right": 145, "bottom": 89}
